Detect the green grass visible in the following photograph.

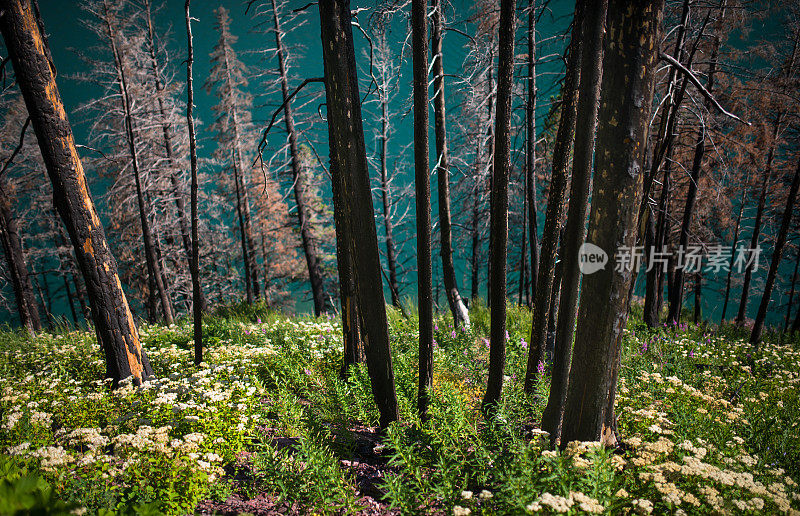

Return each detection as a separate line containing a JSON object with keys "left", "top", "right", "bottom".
{"left": 0, "top": 302, "right": 798, "bottom": 514}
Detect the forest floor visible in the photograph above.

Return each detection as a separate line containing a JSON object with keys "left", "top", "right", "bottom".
{"left": 0, "top": 301, "right": 799, "bottom": 515}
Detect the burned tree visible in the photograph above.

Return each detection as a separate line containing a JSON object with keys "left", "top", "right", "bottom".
{"left": 0, "top": 0, "right": 152, "bottom": 383}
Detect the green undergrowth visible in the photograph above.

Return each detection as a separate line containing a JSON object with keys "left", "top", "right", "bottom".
{"left": 0, "top": 301, "right": 798, "bottom": 514}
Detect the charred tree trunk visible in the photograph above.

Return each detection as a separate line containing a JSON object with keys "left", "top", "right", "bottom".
{"left": 412, "top": 0, "right": 433, "bottom": 418}
{"left": 0, "top": 180, "right": 41, "bottom": 334}
{"left": 0, "top": 0, "right": 152, "bottom": 383}
{"left": 526, "top": 0, "right": 539, "bottom": 308}
{"left": 750, "top": 157, "right": 800, "bottom": 345}
{"left": 560, "top": 0, "right": 662, "bottom": 446}
{"left": 319, "top": 0, "right": 399, "bottom": 428}
{"left": 431, "top": 0, "right": 469, "bottom": 328}
{"left": 102, "top": 1, "right": 173, "bottom": 325}
{"left": 524, "top": 0, "right": 584, "bottom": 393}
{"left": 541, "top": 0, "right": 606, "bottom": 443}
{"left": 332, "top": 158, "right": 365, "bottom": 376}
{"left": 271, "top": 0, "right": 326, "bottom": 316}
{"left": 186, "top": 0, "right": 203, "bottom": 365}
{"left": 482, "top": 0, "right": 516, "bottom": 415}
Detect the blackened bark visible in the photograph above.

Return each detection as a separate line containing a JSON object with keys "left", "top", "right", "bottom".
{"left": 319, "top": 0, "right": 399, "bottom": 427}
{"left": 481, "top": 0, "right": 516, "bottom": 415}
{"left": 0, "top": 180, "right": 41, "bottom": 334}
{"left": 332, "top": 159, "right": 364, "bottom": 376}
{"left": 271, "top": 0, "right": 327, "bottom": 316}
{"left": 750, "top": 158, "right": 800, "bottom": 345}
{"left": 186, "top": 0, "right": 203, "bottom": 365}
{"left": 412, "top": 0, "right": 433, "bottom": 418}
{"left": 560, "top": 0, "right": 662, "bottom": 445}
{"left": 431, "top": 0, "right": 469, "bottom": 328}
{"left": 526, "top": 0, "right": 539, "bottom": 308}
{"left": 524, "top": 0, "right": 584, "bottom": 393}
{"left": 541, "top": 0, "right": 606, "bottom": 443}
{"left": 1, "top": 0, "right": 152, "bottom": 383}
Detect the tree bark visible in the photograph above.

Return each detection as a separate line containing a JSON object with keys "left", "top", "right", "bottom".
{"left": 431, "top": 0, "right": 469, "bottom": 328}
{"left": 526, "top": 0, "right": 539, "bottom": 309}
{"left": 185, "top": 0, "right": 203, "bottom": 365}
{"left": 524, "top": 0, "right": 584, "bottom": 393}
{"left": 318, "top": 0, "right": 399, "bottom": 428}
{"left": 541, "top": 0, "right": 607, "bottom": 443}
{"left": 482, "top": 0, "right": 516, "bottom": 415}
{"left": 0, "top": 179, "right": 41, "bottom": 334}
{"left": 1, "top": 0, "right": 152, "bottom": 383}
{"left": 412, "top": 0, "right": 433, "bottom": 418}
{"left": 750, "top": 157, "right": 800, "bottom": 345}
{"left": 560, "top": 0, "right": 662, "bottom": 446}
{"left": 271, "top": 0, "right": 327, "bottom": 316}
{"left": 332, "top": 157, "right": 365, "bottom": 376}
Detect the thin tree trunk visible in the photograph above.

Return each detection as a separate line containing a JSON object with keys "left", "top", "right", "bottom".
{"left": 186, "top": 0, "right": 203, "bottom": 365}
{"left": 482, "top": 0, "right": 516, "bottom": 415}
{"left": 36, "top": 272, "right": 52, "bottom": 329}
{"left": 431, "top": 0, "right": 469, "bottom": 328}
{"left": 736, "top": 132, "right": 777, "bottom": 325}
{"left": 786, "top": 246, "right": 799, "bottom": 332}
{"left": 319, "top": 0, "right": 399, "bottom": 428}
{"left": 721, "top": 183, "right": 746, "bottom": 324}
{"left": 1, "top": 0, "right": 152, "bottom": 383}
{"left": 526, "top": 0, "right": 539, "bottom": 309}
{"left": 217, "top": 28, "right": 260, "bottom": 304}
{"left": 471, "top": 151, "right": 481, "bottom": 302}
{"left": 378, "top": 40, "right": 402, "bottom": 309}
{"left": 750, "top": 157, "right": 800, "bottom": 345}
{"left": 667, "top": 10, "right": 723, "bottom": 323}
{"left": 271, "top": 0, "right": 326, "bottom": 315}
{"left": 524, "top": 0, "right": 585, "bottom": 393}
{"left": 693, "top": 271, "right": 702, "bottom": 324}
{"left": 102, "top": 0, "right": 173, "bottom": 325}
{"left": 0, "top": 181, "right": 41, "bottom": 334}
{"left": 412, "top": 0, "right": 433, "bottom": 418}
{"left": 63, "top": 274, "right": 77, "bottom": 324}
{"left": 143, "top": 0, "right": 192, "bottom": 265}
{"left": 231, "top": 149, "right": 254, "bottom": 303}
{"left": 560, "top": 0, "right": 662, "bottom": 445}
{"left": 541, "top": 0, "right": 606, "bottom": 443}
